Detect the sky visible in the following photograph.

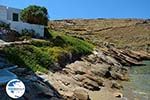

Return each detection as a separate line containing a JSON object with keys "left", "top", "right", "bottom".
{"left": 0, "top": 0, "right": 149, "bottom": 20}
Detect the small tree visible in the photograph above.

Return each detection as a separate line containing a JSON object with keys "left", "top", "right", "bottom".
{"left": 20, "top": 5, "right": 48, "bottom": 26}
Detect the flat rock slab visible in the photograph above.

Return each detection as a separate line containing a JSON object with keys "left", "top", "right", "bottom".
{"left": 0, "top": 69, "right": 17, "bottom": 85}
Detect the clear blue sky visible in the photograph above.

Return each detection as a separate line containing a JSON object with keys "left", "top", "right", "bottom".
{"left": 0, "top": 0, "right": 149, "bottom": 20}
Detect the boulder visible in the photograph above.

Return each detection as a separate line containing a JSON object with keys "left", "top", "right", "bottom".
{"left": 73, "top": 87, "right": 90, "bottom": 100}
{"left": 111, "top": 81, "right": 123, "bottom": 89}
{"left": 85, "top": 75, "right": 104, "bottom": 86}
{"left": 131, "top": 51, "right": 150, "bottom": 60}
{"left": 111, "top": 71, "right": 129, "bottom": 81}
{"left": 91, "top": 64, "right": 109, "bottom": 77}
{"left": 83, "top": 78, "right": 100, "bottom": 91}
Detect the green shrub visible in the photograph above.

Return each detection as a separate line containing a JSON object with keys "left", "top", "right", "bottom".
{"left": 49, "top": 30, "right": 94, "bottom": 54}
{"left": 43, "top": 47, "right": 68, "bottom": 62}
{"left": 2, "top": 29, "right": 94, "bottom": 73}
{"left": 0, "top": 21, "right": 10, "bottom": 29}
{"left": 52, "top": 36, "right": 67, "bottom": 47}
{"left": 18, "top": 36, "right": 32, "bottom": 41}
{"left": 31, "top": 39, "right": 52, "bottom": 47}
{"left": 3, "top": 45, "right": 52, "bottom": 72}
{"left": 20, "top": 5, "right": 48, "bottom": 25}
{"left": 44, "top": 27, "right": 52, "bottom": 39}
{"left": 21, "top": 29, "right": 36, "bottom": 37}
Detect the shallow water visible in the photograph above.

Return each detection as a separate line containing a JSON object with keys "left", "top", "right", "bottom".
{"left": 123, "top": 61, "right": 150, "bottom": 100}
{"left": 89, "top": 61, "right": 150, "bottom": 100}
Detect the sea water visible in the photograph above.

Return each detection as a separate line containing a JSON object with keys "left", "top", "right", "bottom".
{"left": 123, "top": 61, "right": 150, "bottom": 100}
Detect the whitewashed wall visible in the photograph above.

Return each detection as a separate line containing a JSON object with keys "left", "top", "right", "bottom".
{"left": 7, "top": 7, "right": 21, "bottom": 21}
{"left": 0, "top": 19, "right": 44, "bottom": 37}
{"left": 0, "top": 5, "right": 7, "bottom": 20}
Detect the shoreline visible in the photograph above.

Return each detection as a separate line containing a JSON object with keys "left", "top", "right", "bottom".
{"left": 122, "top": 61, "right": 150, "bottom": 100}
{"left": 88, "top": 79, "right": 124, "bottom": 100}
{"left": 1, "top": 47, "right": 150, "bottom": 100}
{"left": 36, "top": 48, "right": 150, "bottom": 100}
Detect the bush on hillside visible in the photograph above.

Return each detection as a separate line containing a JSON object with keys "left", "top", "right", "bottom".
{"left": 49, "top": 30, "right": 94, "bottom": 55}
{"left": 31, "top": 39, "right": 52, "bottom": 47}
{"left": 2, "top": 30, "right": 94, "bottom": 72}
{"left": 20, "top": 5, "right": 48, "bottom": 26}
{"left": 44, "top": 27, "right": 52, "bottom": 39}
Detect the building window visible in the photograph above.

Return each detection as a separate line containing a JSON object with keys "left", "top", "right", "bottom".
{"left": 12, "top": 13, "right": 19, "bottom": 21}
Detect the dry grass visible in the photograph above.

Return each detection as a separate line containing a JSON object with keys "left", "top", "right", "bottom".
{"left": 49, "top": 19, "right": 150, "bottom": 52}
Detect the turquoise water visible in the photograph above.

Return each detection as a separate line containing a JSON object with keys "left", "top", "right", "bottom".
{"left": 123, "top": 61, "right": 150, "bottom": 100}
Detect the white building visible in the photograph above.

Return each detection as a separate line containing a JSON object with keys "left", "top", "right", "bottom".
{"left": 0, "top": 5, "right": 44, "bottom": 37}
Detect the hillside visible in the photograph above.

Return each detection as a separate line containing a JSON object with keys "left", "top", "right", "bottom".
{"left": 49, "top": 19, "right": 150, "bottom": 52}
{"left": 0, "top": 29, "right": 93, "bottom": 72}
{"left": 1, "top": 19, "right": 150, "bottom": 100}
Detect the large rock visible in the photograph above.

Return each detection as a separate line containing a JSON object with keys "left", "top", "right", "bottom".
{"left": 66, "top": 61, "right": 88, "bottom": 75}
{"left": 10, "top": 67, "right": 63, "bottom": 100}
{"left": 131, "top": 51, "right": 150, "bottom": 60}
{"left": 111, "top": 71, "right": 128, "bottom": 81}
{"left": 82, "top": 78, "right": 100, "bottom": 91}
{"left": 111, "top": 81, "right": 123, "bottom": 89}
{"left": 73, "top": 87, "right": 90, "bottom": 100}
{"left": 90, "top": 63, "right": 110, "bottom": 77}
{"left": 85, "top": 75, "right": 104, "bottom": 86}
{"left": 108, "top": 48, "right": 149, "bottom": 66}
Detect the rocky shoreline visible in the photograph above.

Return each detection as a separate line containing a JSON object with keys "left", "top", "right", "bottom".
{"left": 36, "top": 48, "right": 150, "bottom": 100}
{"left": 0, "top": 47, "right": 150, "bottom": 100}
